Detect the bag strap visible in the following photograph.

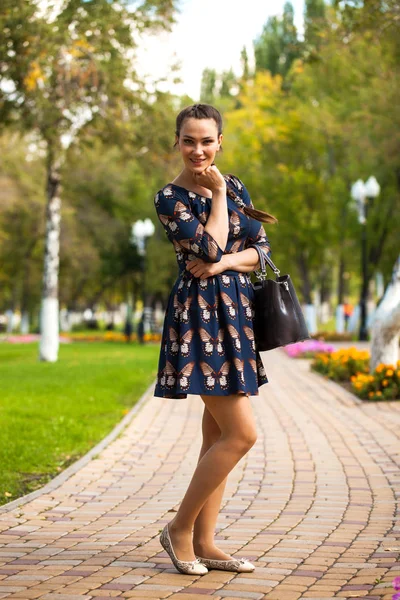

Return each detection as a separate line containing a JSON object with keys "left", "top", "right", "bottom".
{"left": 248, "top": 244, "right": 281, "bottom": 280}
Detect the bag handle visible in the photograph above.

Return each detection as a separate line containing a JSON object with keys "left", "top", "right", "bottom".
{"left": 248, "top": 244, "right": 280, "bottom": 280}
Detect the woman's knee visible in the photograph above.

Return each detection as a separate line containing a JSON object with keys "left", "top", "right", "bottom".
{"left": 232, "top": 427, "right": 258, "bottom": 452}
{"left": 201, "top": 392, "right": 257, "bottom": 451}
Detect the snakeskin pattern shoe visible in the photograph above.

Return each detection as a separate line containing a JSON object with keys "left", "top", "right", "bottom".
{"left": 159, "top": 524, "right": 208, "bottom": 575}
{"left": 195, "top": 555, "right": 256, "bottom": 573}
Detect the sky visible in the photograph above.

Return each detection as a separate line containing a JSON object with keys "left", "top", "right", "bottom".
{"left": 135, "top": 0, "right": 305, "bottom": 100}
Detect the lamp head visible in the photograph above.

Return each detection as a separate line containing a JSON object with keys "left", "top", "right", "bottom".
{"left": 364, "top": 176, "right": 380, "bottom": 198}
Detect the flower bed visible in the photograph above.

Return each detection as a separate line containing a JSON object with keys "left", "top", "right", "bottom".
{"left": 284, "top": 339, "right": 335, "bottom": 358}
{"left": 312, "top": 347, "right": 369, "bottom": 381}
{"left": 351, "top": 363, "right": 400, "bottom": 401}
{"left": 3, "top": 334, "right": 71, "bottom": 344}
{"left": 311, "top": 331, "right": 353, "bottom": 342}
{"left": 1, "top": 332, "right": 162, "bottom": 344}
{"left": 69, "top": 331, "right": 162, "bottom": 343}
{"left": 311, "top": 347, "right": 400, "bottom": 401}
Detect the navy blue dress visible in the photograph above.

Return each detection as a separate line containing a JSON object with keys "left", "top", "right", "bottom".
{"left": 153, "top": 174, "right": 272, "bottom": 399}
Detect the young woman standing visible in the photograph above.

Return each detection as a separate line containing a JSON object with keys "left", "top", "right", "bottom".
{"left": 154, "top": 104, "right": 277, "bottom": 575}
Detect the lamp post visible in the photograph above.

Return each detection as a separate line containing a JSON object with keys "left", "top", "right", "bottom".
{"left": 131, "top": 218, "right": 155, "bottom": 343}
{"left": 350, "top": 176, "right": 380, "bottom": 341}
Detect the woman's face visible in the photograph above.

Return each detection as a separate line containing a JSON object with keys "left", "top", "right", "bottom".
{"left": 176, "top": 117, "right": 222, "bottom": 174}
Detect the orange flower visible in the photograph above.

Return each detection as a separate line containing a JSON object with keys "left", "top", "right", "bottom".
{"left": 382, "top": 379, "right": 389, "bottom": 387}
{"left": 386, "top": 369, "right": 394, "bottom": 377}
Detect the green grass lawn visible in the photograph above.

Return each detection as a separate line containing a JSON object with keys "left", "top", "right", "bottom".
{"left": 0, "top": 341, "right": 159, "bottom": 506}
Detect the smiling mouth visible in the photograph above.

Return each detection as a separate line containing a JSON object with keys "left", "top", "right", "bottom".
{"left": 191, "top": 158, "right": 205, "bottom": 164}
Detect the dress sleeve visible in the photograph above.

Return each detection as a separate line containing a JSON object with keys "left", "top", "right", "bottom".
{"left": 154, "top": 185, "right": 224, "bottom": 263}
{"left": 229, "top": 176, "right": 272, "bottom": 259}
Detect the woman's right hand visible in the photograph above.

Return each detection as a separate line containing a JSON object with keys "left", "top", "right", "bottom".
{"left": 193, "top": 164, "right": 226, "bottom": 193}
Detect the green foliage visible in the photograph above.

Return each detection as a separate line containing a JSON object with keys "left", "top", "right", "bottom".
{"left": 218, "top": 2, "right": 400, "bottom": 303}
{"left": 0, "top": 132, "right": 46, "bottom": 313}
{"left": 254, "top": 2, "right": 301, "bottom": 78}
{"left": 304, "top": 0, "right": 326, "bottom": 47}
{"left": 0, "top": 0, "right": 178, "bottom": 145}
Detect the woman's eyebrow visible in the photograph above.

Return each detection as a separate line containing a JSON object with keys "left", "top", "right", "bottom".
{"left": 183, "top": 135, "right": 215, "bottom": 140}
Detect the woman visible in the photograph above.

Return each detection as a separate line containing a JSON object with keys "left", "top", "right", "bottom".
{"left": 154, "top": 104, "right": 277, "bottom": 576}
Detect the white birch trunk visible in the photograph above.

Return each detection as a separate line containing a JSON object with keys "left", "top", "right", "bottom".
{"left": 20, "top": 311, "right": 30, "bottom": 334}
{"left": 39, "top": 161, "right": 62, "bottom": 362}
{"left": 370, "top": 255, "right": 400, "bottom": 370}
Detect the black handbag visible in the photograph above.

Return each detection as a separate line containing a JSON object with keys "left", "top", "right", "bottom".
{"left": 248, "top": 244, "right": 310, "bottom": 351}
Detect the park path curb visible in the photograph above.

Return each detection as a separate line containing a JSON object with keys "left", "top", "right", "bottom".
{"left": 0, "top": 378, "right": 156, "bottom": 514}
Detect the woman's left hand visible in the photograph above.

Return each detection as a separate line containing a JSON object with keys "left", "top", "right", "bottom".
{"left": 185, "top": 257, "right": 227, "bottom": 278}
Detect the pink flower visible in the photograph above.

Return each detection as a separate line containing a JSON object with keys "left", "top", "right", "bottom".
{"left": 393, "top": 576, "right": 400, "bottom": 590}
{"left": 284, "top": 339, "right": 334, "bottom": 358}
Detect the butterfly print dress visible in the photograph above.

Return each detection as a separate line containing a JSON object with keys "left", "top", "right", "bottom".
{"left": 153, "top": 174, "right": 272, "bottom": 399}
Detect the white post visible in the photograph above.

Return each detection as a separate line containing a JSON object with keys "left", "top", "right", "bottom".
{"left": 336, "top": 304, "right": 345, "bottom": 333}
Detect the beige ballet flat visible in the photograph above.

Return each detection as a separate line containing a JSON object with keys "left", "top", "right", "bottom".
{"left": 159, "top": 524, "right": 208, "bottom": 575}
{"left": 195, "top": 555, "right": 256, "bottom": 573}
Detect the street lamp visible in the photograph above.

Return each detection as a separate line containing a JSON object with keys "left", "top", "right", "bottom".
{"left": 350, "top": 176, "right": 380, "bottom": 341}
{"left": 131, "top": 218, "right": 155, "bottom": 343}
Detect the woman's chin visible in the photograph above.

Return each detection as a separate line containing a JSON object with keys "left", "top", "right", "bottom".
{"left": 188, "top": 161, "right": 212, "bottom": 173}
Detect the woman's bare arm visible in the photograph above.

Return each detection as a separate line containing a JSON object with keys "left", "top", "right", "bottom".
{"left": 220, "top": 247, "right": 263, "bottom": 273}
{"left": 204, "top": 186, "right": 229, "bottom": 251}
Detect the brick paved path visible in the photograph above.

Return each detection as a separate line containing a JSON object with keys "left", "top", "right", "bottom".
{"left": 0, "top": 349, "right": 399, "bottom": 600}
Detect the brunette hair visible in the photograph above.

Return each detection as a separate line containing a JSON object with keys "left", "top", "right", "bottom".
{"left": 175, "top": 103, "right": 223, "bottom": 141}
{"left": 175, "top": 103, "right": 278, "bottom": 225}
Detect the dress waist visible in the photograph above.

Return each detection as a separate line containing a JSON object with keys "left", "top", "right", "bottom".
{"left": 178, "top": 267, "right": 244, "bottom": 279}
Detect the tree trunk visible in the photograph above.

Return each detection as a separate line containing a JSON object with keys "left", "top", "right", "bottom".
{"left": 370, "top": 255, "right": 400, "bottom": 370}
{"left": 39, "top": 156, "right": 62, "bottom": 362}
{"left": 337, "top": 254, "right": 345, "bottom": 305}
{"left": 297, "top": 253, "right": 313, "bottom": 304}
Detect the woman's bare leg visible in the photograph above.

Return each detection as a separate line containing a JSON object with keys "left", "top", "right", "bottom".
{"left": 192, "top": 406, "right": 231, "bottom": 560}
{"left": 167, "top": 392, "right": 257, "bottom": 561}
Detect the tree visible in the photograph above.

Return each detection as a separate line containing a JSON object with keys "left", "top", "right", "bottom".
{"left": 304, "top": 0, "right": 326, "bottom": 47}
{"left": 0, "top": 0, "right": 177, "bottom": 360}
{"left": 370, "top": 256, "right": 400, "bottom": 369}
{"left": 200, "top": 68, "right": 217, "bottom": 104}
{"left": 254, "top": 2, "right": 300, "bottom": 78}
{"left": 0, "top": 131, "right": 45, "bottom": 330}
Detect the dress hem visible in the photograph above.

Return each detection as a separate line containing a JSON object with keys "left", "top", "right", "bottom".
{"left": 153, "top": 378, "right": 269, "bottom": 400}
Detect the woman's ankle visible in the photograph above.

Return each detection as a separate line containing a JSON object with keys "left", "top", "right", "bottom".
{"left": 193, "top": 539, "right": 215, "bottom": 554}
{"left": 169, "top": 517, "right": 192, "bottom": 535}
